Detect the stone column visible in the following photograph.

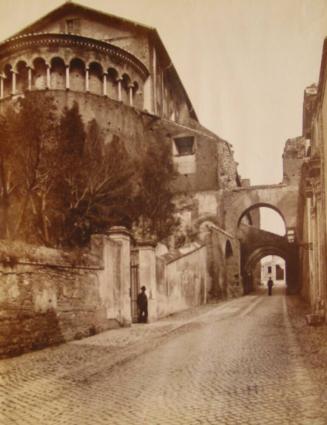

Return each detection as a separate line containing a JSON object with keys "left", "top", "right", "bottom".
{"left": 128, "top": 83, "right": 134, "bottom": 106}
{"left": 152, "top": 46, "right": 157, "bottom": 114}
{"left": 108, "top": 226, "right": 132, "bottom": 326}
{"left": 46, "top": 64, "right": 51, "bottom": 89}
{"left": 103, "top": 72, "right": 107, "bottom": 96}
{"left": 85, "top": 67, "right": 89, "bottom": 92}
{"left": 27, "top": 67, "right": 32, "bottom": 90}
{"left": 137, "top": 241, "right": 157, "bottom": 322}
{"left": 117, "top": 77, "right": 122, "bottom": 101}
{"left": 65, "top": 65, "right": 70, "bottom": 90}
{"left": 0, "top": 76, "right": 4, "bottom": 99}
{"left": 143, "top": 76, "right": 153, "bottom": 112}
{"left": 11, "top": 70, "right": 16, "bottom": 95}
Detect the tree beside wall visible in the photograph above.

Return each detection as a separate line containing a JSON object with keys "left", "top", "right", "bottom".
{"left": 0, "top": 93, "right": 179, "bottom": 247}
{"left": 0, "top": 93, "right": 58, "bottom": 243}
{"left": 133, "top": 138, "right": 179, "bottom": 242}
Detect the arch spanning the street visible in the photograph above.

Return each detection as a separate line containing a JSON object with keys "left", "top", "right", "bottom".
{"left": 243, "top": 247, "right": 289, "bottom": 295}
{"left": 244, "top": 246, "right": 288, "bottom": 275}
{"left": 239, "top": 225, "right": 299, "bottom": 294}
{"left": 224, "top": 184, "right": 299, "bottom": 234}
{"left": 237, "top": 202, "right": 287, "bottom": 235}
{"left": 223, "top": 183, "right": 301, "bottom": 295}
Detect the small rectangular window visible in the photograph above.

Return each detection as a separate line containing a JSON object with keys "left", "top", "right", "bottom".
{"left": 174, "top": 137, "right": 194, "bottom": 156}
{"left": 66, "top": 19, "right": 74, "bottom": 33}
{"left": 66, "top": 19, "right": 80, "bottom": 34}
{"left": 268, "top": 266, "right": 272, "bottom": 273}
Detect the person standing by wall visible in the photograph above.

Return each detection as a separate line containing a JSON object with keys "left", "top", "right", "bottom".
{"left": 137, "top": 286, "right": 148, "bottom": 323}
{"left": 267, "top": 277, "right": 274, "bottom": 296}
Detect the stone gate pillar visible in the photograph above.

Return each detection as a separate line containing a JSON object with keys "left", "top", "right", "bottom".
{"left": 137, "top": 241, "right": 157, "bottom": 322}
{"left": 108, "top": 226, "right": 132, "bottom": 326}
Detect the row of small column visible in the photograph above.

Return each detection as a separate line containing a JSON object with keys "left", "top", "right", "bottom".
{"left": 0, "top": 65, "right": 136, "bottom": 105}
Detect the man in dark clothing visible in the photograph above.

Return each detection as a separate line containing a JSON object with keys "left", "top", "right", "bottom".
{"left": 137, "top": 286, "right": 148, "bottom": 323}
{"left": 267, "top": 277, "right": 274, "bottom": 296}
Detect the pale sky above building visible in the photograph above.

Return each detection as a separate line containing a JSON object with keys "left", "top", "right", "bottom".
{"left": 0, "top": 0, "right": 326, "bottom": 234}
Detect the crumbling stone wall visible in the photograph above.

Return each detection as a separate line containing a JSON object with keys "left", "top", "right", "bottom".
{"left": 156, "top": 244, "right": 208, "bottom": 318}
{"left": 206, "top": 226, "right": 241, "bottom": 299}
{"left": 0, "top": 234, "right": 128, "bottom": 358}
{"left": 302, "top": 84, "right": 317, "bottom": 139}
{"left": 283, "top": 136, "right": 306, "bottom": 185}
{"left": 217, "top": 141, "right": 239, "bottom": 190}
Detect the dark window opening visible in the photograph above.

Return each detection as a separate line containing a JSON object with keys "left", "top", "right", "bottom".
{"left": 174, "top": 137, "right": 195, "bottom": 156}
{"left": 276, "top": 264, "right": 284, "bottom": 280}
{"left": 225, "top": 240, "right": 233, "bottom": 258}
{"left": 268, "top": 266, "right": 272, "bottom": 273}
{"left": 66, "top": 19, "right": 80, "bottom": 34}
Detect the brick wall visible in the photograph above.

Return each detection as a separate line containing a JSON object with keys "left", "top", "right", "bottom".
{"left": 0, "top": 231, "right": 131, "bottom": 358}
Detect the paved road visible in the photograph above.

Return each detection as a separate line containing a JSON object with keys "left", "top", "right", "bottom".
{"left": 1, "top": 286, "right": 326, "bottom": 425}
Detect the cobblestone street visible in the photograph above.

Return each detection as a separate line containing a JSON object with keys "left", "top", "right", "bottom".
{"left": 1, "top": 286, "right": 327, "bottom": 425}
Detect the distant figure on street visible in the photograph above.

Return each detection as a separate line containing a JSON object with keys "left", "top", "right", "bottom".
{"left": 267, "top": 277, "right": 274, "bottom": 296}
{"left": 137, "top": 286, "right": 148, "bottom": 323}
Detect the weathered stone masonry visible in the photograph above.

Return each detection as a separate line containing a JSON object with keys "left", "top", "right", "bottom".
{"left": 0, "top": 229, "right": 132, "bottom": 358}
{"left": 298, "top": 39, "right": 327, "bottom": 321}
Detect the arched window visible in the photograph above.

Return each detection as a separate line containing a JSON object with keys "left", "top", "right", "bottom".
{"left": 225, "top": 240, "right": 233, "bottom": 258}
{"left": 70, "top": 58, "right": 85, "bottom": 92}
{"left": 107, "top": 67, "right": 118, "bottom": 100}
{"left": 16, "top": 61, "right": 29, "bottom": 93}
{"left": 89, "top": 62, "right": 103, "bottom": 95}
{"left": 3, "top": 64, "right": 12, "bottom": 97}
{"left": 33, "top": 58, "right": 47, "bottom": 90}
{"left": 133, "top": 81, "right": 143, "bottom": 109}
{"left": 51, "top": 57, "right": 66, "bottom": 90}
{"left": 121, "top": 73, "right": 131, "bottom": 104}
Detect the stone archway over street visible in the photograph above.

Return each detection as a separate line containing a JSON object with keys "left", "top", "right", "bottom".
{"left": 224, "top": 184, "right": 299, "bottom": 235}
{"left": 223, "top": 182, "right": 301, "bottom": 295}
{"left": 238, "top": 224, "right": 299, "bottom": 294}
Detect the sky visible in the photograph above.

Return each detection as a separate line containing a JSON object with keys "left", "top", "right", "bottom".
{"left": 0, "top": 0, "right": 326, "bottom": 234}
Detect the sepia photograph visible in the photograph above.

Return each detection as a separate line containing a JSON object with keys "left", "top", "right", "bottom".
{"left": 0, "top": 0, "right": 327, "bottom": 424}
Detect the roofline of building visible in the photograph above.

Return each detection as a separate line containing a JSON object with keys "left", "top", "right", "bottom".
{"left": 318, "top": 38, "right": 327, "bottom": 91}
{"left": 313, "top": 37, "right": 327, "bottom": 108}
{"left": 2, "top": 0, "right": 198, "bottom": 121}
{"left": 9, "top": 1, "right": 157, "bottom": 39}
